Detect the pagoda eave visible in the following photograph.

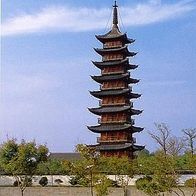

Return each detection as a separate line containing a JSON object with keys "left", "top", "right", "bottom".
{"left": 87, "top": 124, "right": 131, "bottom": 133}
{"left": 94, "top": 46, "right": 137, "bottom": 57}
{"left": 91, "top": 73, "right": 130, "bottom": 83}
{"left": 90, "top": 89, "right": 141, "bottom": 99}
{"left": 92, "top": 143, "right": 144, "bottom": 151}
{"left": 88, "top": 106, "right": 142, "bottom": 115}
{"left": 96, "top": 143, "right": 132, "bottom": 150}
{"left": 92, "top": 59, "right": 138, "bottom": 70}
{"left": 129, "top": 78, "right": 140, "bottom": 84}
{"left": 88, "top": 105, "right": 130, "bottom": 115}
{"left": 95, "top": 34, "right": 135, "bottom": 44}
{"left": 87, "top": 124, "right": 143, "bottom": 133}
{"left": 92, "top": 58, "right": 128, "bottom": 67}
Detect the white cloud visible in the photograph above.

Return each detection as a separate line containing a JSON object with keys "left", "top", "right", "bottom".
{"left": 1, "top": 0, "right": 195, "bottom": 36}
{"left": 2, "top": 73, "right": 62, "bottom": 96}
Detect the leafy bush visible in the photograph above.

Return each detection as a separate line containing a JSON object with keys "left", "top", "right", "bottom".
{"left": 69, "top": 176, "right": 80, "bottom": 186}
{"left": 13, "top": 181, "right": 20, "bottom": 187}
{"left": 136, "top": 176, "right": 152, "bottom": 191}
{"left": 136, "top": 176, "right": 164, "bottom": 195}
{"left": 107, "top": 179, "right": 119, "bottom": 187}
{"left": 54, "top": 178, "right": 63, "bottom": 185}
{"left": 25, "top": 178, "right": 32, "bottom": 187}
{"left": 94, "top": 175, "right": 112, "bottom": 196}
{"left": 184, "top": 178, "right": 196, "bottom": 187}
{"left": 69, "top": 175, "right": 89, "bottom": 186}
{"left": 39, "top": 177, "right": 48, "bottom": 187}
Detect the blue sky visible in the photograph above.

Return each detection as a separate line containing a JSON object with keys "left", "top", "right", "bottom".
{"left": 1, "top": 0, "right": 196, "bottom": 152}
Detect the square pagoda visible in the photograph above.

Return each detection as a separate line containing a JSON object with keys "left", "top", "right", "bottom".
{"left": 88, "top": 1, "right": 144, "bottom": 159}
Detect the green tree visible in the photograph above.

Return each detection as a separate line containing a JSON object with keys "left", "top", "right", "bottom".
{"left": 137, "top": 151, "right": 196, "bottom": 196}
{"left": 99, "top": 156, "right": 136, "bottom": 196}
{"left": 72, "top": 144, "right": 100, "bottom": 196}
{"left": 94, "top": 175, "right": 112, "bottom": 196}
{"left": 0, "top": 139, "right": 48, "bottom": 196}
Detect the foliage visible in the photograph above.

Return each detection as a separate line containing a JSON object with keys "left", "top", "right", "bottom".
{"left": 36, "top": 159, "right": 71, "bottom": 175}
{"left": 39, "top": 177, "right": 48, "bottom": 187}
{"left": 13, "top": 180, "right": 19, "bottom": 187}
{"left": 94, "top": 175, "right": 112, "bottom": 196}
{"left": 136, "top": 149, "right": 151, "bottom": 158}
{"left": 98, "top": 156, "right": 136, "bottom": 196}
{"left": 54, "top": 178, "right": 63, "bottom": 185}
{"left": 136, "top": 152, "right": 180, "bottom": 195}
{"left": 136, "top": 176, "right": 165, "bottom": 196}
{"left": 136, "top": 123, "right": 196, "bottom": 196}
{"left": 0, "top": 139, "right": 48, "bottom": 196}
{"left": 98, "top": 156, "right": 136, "bottom": 175}
{"left": 184, "top": 178, "right": 196, "bottom": 188}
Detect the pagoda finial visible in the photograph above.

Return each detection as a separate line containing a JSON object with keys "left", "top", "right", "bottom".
{"left": 113, "top": 1, "right": 118, "bottom": 26}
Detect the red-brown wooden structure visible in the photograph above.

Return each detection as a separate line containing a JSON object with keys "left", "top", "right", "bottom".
{"left": 88, "top": 1, "right": 144, "bottom": 158}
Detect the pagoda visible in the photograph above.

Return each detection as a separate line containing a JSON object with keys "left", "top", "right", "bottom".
{"left": 88, "top": 1, "right": 144, "bottom": 159}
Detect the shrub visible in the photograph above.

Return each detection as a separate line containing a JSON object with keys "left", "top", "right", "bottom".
{"left": 184, "top": 178, "right": 196, "bottom": 187}
{"left": 39, "top": 177, "right": 48, "bottom": 187}
{"left": 94, "top": 175, "right": 112, "bottom": 196}
{"left": 69, "top": 176, "right": 80, "bottom": 186}
{"left": 54, "top": 179, "right": 63, "bottom": 185}
{"left": 69, "top": 175, "right": 89, "bottom": 186}
{"left": 136, "top": 176, "right": 152, "bottom": 191}
{"left": 27, "top": 178, "right": 32, "bottom": 187}
{"left": 13, "top": 181, "right": 19, "bottom": 187}
{"left": 136, "top": 176, "right": 164, "bottom": 195}
{"left": 107, "top": 179, "right": 119, "bottom": 187}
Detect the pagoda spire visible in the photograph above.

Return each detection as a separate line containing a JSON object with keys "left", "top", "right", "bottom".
{"left": 113, "top": 1, "right": 118, "bottom": 26}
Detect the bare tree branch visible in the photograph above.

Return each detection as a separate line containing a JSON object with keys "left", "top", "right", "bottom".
{"left": 167, "top": 137, "right": 184, "bottom": 156}
{"left": 148, "top": 123, "right": 171, "bottom": 155}
{"left": 182, "top": 128, "right": 196, "bottom": 156}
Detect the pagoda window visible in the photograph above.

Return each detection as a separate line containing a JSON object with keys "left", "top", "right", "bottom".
{"left": 102, "top": 81, "right": 126, "bottom": 90}
{"left": 101, "top": 96, "right": 126, "bottom": 106}
{"left": 102, "top": 65, "right": 124, "bottom": 75}
{"left": 104, "top": 41, "right": 123, "bottom": 49}
{"left": 103, "top": 54, "right": 123, "bottom": 61}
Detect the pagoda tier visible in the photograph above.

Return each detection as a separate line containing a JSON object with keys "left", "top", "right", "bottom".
{"left": 88, "top": 106, "right": 142, "bottom": 115}
{"left": 91, "top": 73, "right": 139, "bottom": 84}
{"left": 96, "top": 33, "right": 135, "bottom": 44}
{"left": 92, "top": 59, "right": 138, "bottom": 70}
{"left": 87, "top": 124, "right": 144, "bottom": 133}
{"left": 94, "top": 46, "right": 137, "bottom": 57}
{"left": 88, "top": 1, "right": 144, "bottom": 159}
{"left": 90, "top": 88, "right": 141, "bottom": 99}
{"left": 95, "top": 143, "right": 144, "bottom": 151}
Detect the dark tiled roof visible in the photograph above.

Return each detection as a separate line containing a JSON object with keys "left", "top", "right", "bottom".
{"left": 129, "top": 78, "right": 140, "bottom": 84}
{"left": 87, "top": 124, "right": 143, "bottom": 133}
{"left": 132, "top": 145, "right": 145, "bottom": 151}
{"left": 89, "top": 105, "right": 130, "bottom": 114}
{"left": 94, "top": 46, "right": 137, "bottom": 57}
{"left": 91, "top": 73, "right": 139, "bottom": 84}
{"left": 94, "top": 143, "right": 144, "bottom": 151}
{"left": 49, "top": 153, "right": 81, "bottom": 161}
{"left": 90, "top": 88, "right": 141, "bottom": 99}
{"left": 97, "top": 143, "right": 132, "bottom": 150}
{"left": 91, "top": 73, "right": 129, "bottom": 83}
{"left": 92, "top": 58, "right": 128, "bottom": 66}
{"left": 92, "top": 59, "right": 138, "bottom": 70}
{"left": 88, "top": 106, "right": 142, "bottom": 115}
{"left": 95, "top": 31, "right": 134, "bottom": 44}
